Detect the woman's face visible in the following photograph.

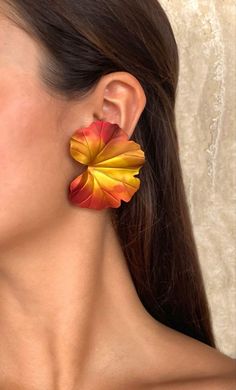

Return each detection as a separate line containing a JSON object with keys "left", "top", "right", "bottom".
{"left": 0, "top": 15, "right": 81, "bottom": 249}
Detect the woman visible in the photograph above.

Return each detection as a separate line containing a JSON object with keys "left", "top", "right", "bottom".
{"left": 0, "top": 0, "right": 235, "bottom": 389}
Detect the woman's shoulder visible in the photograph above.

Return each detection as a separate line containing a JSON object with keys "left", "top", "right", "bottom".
{"left": 92, "top": 316, "right": 235, "bottom": 389}
{"left": 148, "top": 368, "right": 236, "bottom": 389}
{"left": 145, "top": 372, "right": 236, "bottom": 390}
{"left": 144, "top": 321, "right": 236, "bottom": 389}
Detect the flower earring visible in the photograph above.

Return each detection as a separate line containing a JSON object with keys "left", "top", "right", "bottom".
{"left": 68, "top": 119, "right": 145, "bottom": 210}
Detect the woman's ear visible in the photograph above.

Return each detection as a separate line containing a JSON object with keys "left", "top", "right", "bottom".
{"left": 60, "top": 71, "right": 146, "bottom": 142}
{"left": 94, "top": 71, "right": 146, "bottom": 138}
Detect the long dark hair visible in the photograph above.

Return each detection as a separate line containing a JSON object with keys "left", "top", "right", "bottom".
{"left": 1, "top": 0, "right": 216, "bottom": 347}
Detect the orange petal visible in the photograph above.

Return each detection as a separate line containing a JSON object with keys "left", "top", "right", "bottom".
{"left": 69, "top": 120, "right": 145, "bottom": 209}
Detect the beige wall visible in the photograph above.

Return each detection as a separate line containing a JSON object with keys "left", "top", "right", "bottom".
{"left": 160, "top": 0, "right": 236, "bottom": 358}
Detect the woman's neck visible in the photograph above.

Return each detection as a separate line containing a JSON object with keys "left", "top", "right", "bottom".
{"left": 0, "top": 209, "right": 156, "bottom": 389}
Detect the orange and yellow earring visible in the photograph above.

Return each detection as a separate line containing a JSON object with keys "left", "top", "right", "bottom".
{"left": 68, "top": 119, "right": 145, "bottom": 210}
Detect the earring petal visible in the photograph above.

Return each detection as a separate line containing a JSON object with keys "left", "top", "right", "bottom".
{"left": 69, "top": 120, "right": 145, "bottom": 209}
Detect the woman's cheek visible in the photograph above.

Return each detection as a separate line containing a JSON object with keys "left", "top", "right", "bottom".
{"left": 0, "top": 109, "right": 62, "bottom": 246}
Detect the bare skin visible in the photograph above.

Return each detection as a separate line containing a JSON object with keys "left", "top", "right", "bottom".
{"left": 0, "top": 11, "right": 235, "bottom": 390}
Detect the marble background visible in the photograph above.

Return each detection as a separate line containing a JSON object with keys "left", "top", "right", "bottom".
{"left": 159, "top": 0, "right": 236, "bottom": 358}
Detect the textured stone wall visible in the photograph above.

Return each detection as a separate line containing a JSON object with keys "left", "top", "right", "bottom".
{"left": 160, "top": 0, "right": 236, "bottom": 358}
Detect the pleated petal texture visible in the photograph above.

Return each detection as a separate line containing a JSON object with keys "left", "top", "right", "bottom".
{"left": 68, "top": 120, "right": 145, "bottom": 210}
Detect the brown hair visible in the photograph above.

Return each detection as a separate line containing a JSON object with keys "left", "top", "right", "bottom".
{"left": 1, "top": 0, "right": 216, "bottom": 347}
